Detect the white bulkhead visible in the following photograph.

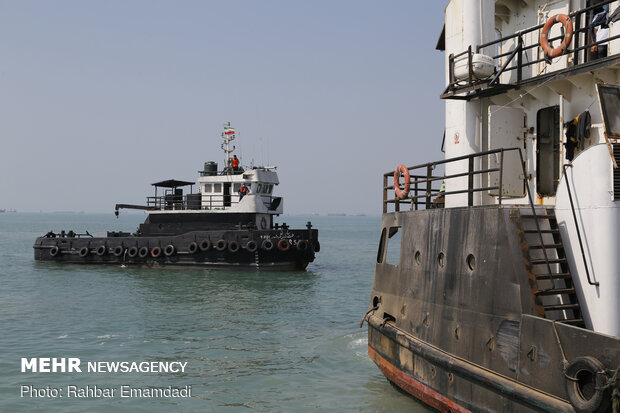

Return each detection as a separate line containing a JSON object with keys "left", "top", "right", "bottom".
{"left": 441, "top": 0, "right": 620, "bottom": 336}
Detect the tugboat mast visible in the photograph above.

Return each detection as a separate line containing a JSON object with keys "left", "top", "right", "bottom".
{"left": 221, "top": 122, "right": 236, "bottom": 168}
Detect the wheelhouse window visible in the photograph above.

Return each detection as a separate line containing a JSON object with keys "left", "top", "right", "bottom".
{"left": 233, "top": 183, "right": 241, "bottom": 193}
{"left": 213, "top": 184, "right": 222, "bottom": 193}
{"left": 257, "top": 183, "right": 262, "bottom": 193}
{"left": 203, "top": 184, "right": 212, "bottom": 193}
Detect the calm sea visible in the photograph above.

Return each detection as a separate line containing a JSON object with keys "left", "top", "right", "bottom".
{"left": 0, "top": 213, "right": 433, "bottom": 412}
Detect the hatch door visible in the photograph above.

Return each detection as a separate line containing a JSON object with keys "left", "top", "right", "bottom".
{"left": 488, "top": 105, "right": 526, "bottom": 197}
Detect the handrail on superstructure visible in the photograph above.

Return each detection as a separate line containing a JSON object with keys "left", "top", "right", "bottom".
{"left": 443, "top": 0, "right": 619, "bottom": 100}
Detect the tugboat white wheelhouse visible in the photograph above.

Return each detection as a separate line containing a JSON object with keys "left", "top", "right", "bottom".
{"left": 33, "top": 123, "right": 319, "bottom": 270}
{"left": 363, "top": 1, "right": 619, "bottom": 412}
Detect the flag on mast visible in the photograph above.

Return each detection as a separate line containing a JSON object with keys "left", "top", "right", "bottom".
{"left": 224, "top": 126, "right": 235, "bottom": 135}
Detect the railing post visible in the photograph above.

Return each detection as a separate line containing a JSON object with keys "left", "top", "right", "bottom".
{"left": 426, "top": 166, "right": 433, "bottom": 209}
{"left": 414, "top": 178, "right": 419, "bottom": 211}
{"left": 468, "top": 156, "right": 474, "bottom": 206}
{"left": 517, "top": 35, "right": 523, "bottom": 86}
{"left": 573, "top": 12, "right": 581, "bottom": 65}
{"left": 498, "top": 150, "right": 504, "bottom": 205}
{"left": 383, "top": 174, "right": 388, "bottom": 214}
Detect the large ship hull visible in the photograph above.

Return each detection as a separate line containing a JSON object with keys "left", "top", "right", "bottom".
{"left": 366, "top": 206, "right": 619, "bottom": 413}
{"left": 34, "top": 228, "right": 319, "bottom": 271}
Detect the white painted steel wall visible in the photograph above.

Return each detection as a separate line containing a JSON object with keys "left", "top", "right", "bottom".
{"left": 555, "top": 144, "right": 620, "bottom": 337}
{"left": 445, "top": 0, "right": 495, "bottom": 207}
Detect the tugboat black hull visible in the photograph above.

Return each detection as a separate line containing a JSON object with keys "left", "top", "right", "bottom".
{"left": 366, "top": 206, "right": 619, "bottom": 413}
{"left": 34, "top": 228, "right": 318, "bottom": 270}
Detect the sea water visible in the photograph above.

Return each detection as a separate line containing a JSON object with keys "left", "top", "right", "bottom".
{"left": 0, "top": 213, "right": 433, "bottom": 412}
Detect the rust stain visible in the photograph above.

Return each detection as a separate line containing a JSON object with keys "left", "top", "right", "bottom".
{"left": 368, "top": 346, "right": 473, "bottom": 413}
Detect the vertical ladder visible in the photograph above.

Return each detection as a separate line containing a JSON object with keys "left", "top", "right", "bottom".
{"left": 520, "top": 209, "right": 585, "bottom": 327}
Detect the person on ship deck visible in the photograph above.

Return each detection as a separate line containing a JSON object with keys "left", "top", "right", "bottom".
{"left": 231, "top": 155, "right": 240, "bottom": 172}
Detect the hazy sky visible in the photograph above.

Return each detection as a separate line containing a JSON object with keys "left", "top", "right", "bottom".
{"left": 0, "top": 1, "right": 447, "bottom": 215}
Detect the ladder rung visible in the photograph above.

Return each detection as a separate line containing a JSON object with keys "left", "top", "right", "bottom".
{"left": 531, "top": 258, "right": 567, "bottom": 265}
{"left": 529, "top": 243, "right": 563, "bottom": 250}
{"left": 536, "top": 273, "right": 571, "bottom": 280}
{"left": 544, "top": 303, "right": 580, "bottom": 311}
{"left": 524, "top": 229, "right": 560, "bottom": 234}
{"left": 535, "top": 288, "right": 576, "bottom": 296}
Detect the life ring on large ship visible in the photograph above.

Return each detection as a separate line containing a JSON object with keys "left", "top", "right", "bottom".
{"left": 188, "top": 242, "right": 198, "bottom": 254}
{"left": 151, "top": 246, "right": 162, "bottom": 258}
{"left": 564, "top": 356, "right": 608, "bottom": 413}
{"left": 127, "top": 246, "right": 138, "bottom": 258}
{"left": 540, "top": 14, "right": 573, "bottom": 58}
{"left": 245, "top": 240, "right": 258, "bottom": 252}
{"left": 277, "top": 239, "right": 290, "bottom": 252}
{"left": 393, "top": 164, "right": 411, "bottom": 200}
{"left": 313, "top": 241, "right": 320, "bottom": 252}
{"left": 261, "top": 239, "right": 274, "bottom": 251}
{"left": 50, "top": 246, "right": 60, "bottom": 257}
{"left": 215, "top": 239, "right": 227, "bottom": 251}
{"left": 199, "top": 239, "right": 212, "bottom": 251}
{"left": 79, "top": 247, "right": 90, "bottom": 257}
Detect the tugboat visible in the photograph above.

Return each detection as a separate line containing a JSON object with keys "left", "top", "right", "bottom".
{"left": 33, "top": 124, "right": 319, "bottom": 270}
{"left": 363, "top": 1, "right": 619, "bottom": 412}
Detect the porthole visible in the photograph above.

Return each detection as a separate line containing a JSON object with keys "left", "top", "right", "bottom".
{"left": 414, "top": 251, "right": 421, "bottom": 265}
{"left": 438, "top": 252, "right": 445, "bottom": 268}
{"left": 466, "top": 254, "right": 476, "bottom": 271}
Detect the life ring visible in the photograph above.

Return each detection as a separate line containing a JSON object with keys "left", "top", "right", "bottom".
{"left": 113, "top": 246, "right": 124, "bottom": 257}
{"left": 199, "top": 239, "right": 212, "bottom": 251}
{"left": 296, "top": 239, "right": 308, "bottom": 251}
{"left": 79, "top": 247, "right": 90, "bottom": 257}
{"left": 164, "top": 244, "right": 176, "bottom": 256}
{"left": 151, "top": 246, "right": 162, "bottom": 258}
{"left": 261, "top": 239, "right": 274, "bottom": 251}
{"left": 96, "top": 245, "right": 107, "bottom": 256}
{"left": 215, "top": 239, "right": 227, "bottom": 251}
{"left": 228, "top": 241, "right": 240, "bottom": 253}
{"left": 50, "top": 246, "right": 60, "bottom": 257}
{"left": 540, "top": 14, "right": 573, "bottom": 58}
{"left": 393, "top": 164, "right": 411, "bottom": 200}
{"left": 127, "top": 246, "right": 138, "bottom": 258}
{"left": 246, "top": 240, "right": 258, "bottom": 252}
{"left": 277, "top": 239, "right": 290, "bottom": 252}
{"left": 564, "top": 356, "right": 607, "bottom": 413}
{"left": 188, "top": 242, "right": 198, "bottom": 254}
{"left": 138, "top": 246, "right": 149, "bottom": 258}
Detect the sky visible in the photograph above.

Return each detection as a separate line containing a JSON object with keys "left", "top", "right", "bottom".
{"left": 0, "top": 1, "right": 447, "bottom": 215}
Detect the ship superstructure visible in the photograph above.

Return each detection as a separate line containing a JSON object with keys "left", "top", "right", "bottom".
{"left": 34, "top": 124, "right": 318, "bottom": 270}
{"left": 364, "top": 1, "right": 620, "bottom": 412}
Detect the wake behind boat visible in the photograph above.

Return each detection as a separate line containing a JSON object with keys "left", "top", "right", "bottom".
{"left": 33, "top": 124, "right": 319, "bottom": 270}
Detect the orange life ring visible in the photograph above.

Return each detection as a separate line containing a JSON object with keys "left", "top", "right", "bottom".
{"left": 393, "top": 164, "right": 410, "bottom": 200}
{"left": 540, "top": 14, "right": 573, "bottom": 58}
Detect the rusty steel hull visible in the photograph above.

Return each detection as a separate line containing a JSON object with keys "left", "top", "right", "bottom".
{"left": 367, "top": 206, "right": 619, "bottom": 413}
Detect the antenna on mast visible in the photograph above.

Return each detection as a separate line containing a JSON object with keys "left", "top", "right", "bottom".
{"left": 221, "top": 122, "right": 236, "bottom": 168}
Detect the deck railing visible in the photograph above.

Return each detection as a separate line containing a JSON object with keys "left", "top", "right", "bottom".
{"left": 443, "top": 0, "right": 619, "bottom": 100}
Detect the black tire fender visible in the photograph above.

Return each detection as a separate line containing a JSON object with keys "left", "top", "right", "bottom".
{"left": 79, "top": 247, "right": 90, "bottom": 257}
{"left": 261, "top": 239, "right": 273, "bottom": 251}
{"left": 96, "top": 245, "right": 107, "bottom": 256}
{"left": 296, "top": 239, "right": 308, "bottom": 251}
{"left": 199, "top": 239, "right": 212, "bottom": 251}
{"left": 228, "top": 241, "right": 239, "bottom": 253}
{"left": 246, "top": 240, "right": 258, "bottom": 252}
{"left": 127, "top": 246, "right": 138, "bottom": 258}
{"left": 50, "top": 246, "right": 60, "bottom": 257}
{"left": 188, "top": 242, "right": 198, "bottom": 254}
{"left": 215, "top": 239, "right": 227, "bottom": 251}
{"left": 565, "top": 356, "right": 608, "bottom": 413}
{"left": 138, "top": 246, "right": 149, "bottom": 258}
{"left": 164, "top": 244, "right": 176, "bottom": 256}
{"left": 113, "top": 246, "right": 124, "bottom": 257}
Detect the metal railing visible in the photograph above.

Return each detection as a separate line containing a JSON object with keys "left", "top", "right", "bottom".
{"left": 443, "top": 0, "right": 619, "bottom": 99}
{"left": 384, "top": 147, "right": 554, "bottom": 279}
